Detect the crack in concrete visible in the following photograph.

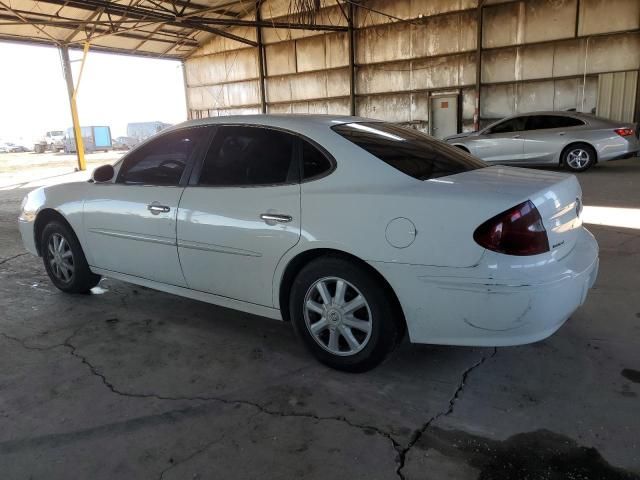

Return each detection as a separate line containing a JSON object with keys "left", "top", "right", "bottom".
{"left": 154, "top": 408, "right": 272, "bottom": 480}
{"left": 395, "top": 347, "right": 498, "bottom": 480}
{"left": 0, "top": 252, "right": 29, "bottom": 267}
{"left": 0, "top": 331, "right": 69, "bottom": 351}
{"left": 63, "top": 326, "right": 496, "bottom": 480}
{"left": 3, "top": 323, "right": 496, "bottom": 480}
{"left": 58, "top": 326, "right": 404, "bottom": 467}
{"left": 157, "top": 432, "right": 228, "bottom": 480}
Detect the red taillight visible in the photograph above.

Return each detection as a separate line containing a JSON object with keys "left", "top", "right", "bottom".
{"left": 473, "top": 200, "right": 549, "bottom": 256}
{"left": 614, "top": 128, "right": 634, "bottom": 137}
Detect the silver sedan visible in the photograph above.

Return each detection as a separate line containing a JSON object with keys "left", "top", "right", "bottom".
{"left": 444, "top": 111, "right": 639, "bottom": 172}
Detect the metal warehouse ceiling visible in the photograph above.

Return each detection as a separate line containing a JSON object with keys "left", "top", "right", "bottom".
{"left": 0, "top": 0, "right": 343, "bottom": 59}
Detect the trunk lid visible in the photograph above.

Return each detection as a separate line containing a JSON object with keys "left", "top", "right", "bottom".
{"left": 440, "top": 166, "right": 583, "bottom": 259}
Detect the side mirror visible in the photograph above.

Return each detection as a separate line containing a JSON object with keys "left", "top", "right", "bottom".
{"left": 92, "top": 164, "right": 115, "bottom": 183}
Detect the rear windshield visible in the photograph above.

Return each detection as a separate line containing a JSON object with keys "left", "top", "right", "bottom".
{"left": 332, "top": 122, "right": 486, "bottom": 180}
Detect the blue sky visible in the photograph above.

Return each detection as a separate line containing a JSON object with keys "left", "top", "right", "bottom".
{"left": 0, "top": 42, "right": 186, "bottom": 145}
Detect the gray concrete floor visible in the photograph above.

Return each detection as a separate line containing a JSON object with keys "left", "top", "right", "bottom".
{"left": 0, "top": 159, "right": 639, "bottom": 479}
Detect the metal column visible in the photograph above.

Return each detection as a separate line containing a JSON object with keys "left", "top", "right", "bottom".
{"left": 256, "top": 1, "right": 267, "bottom": 114}
{"left": 635, "top": 69, "right": 640, "bottom": 124}
{"left": 474, "top": 2, "right": 484, "bottom": 131}
{"left": 347, "top": 2, "right": 356, "bottom": 116}
{"left": 59, "top": 44, "right": 88, "bottom": 170}
{"left": 181, "top": 60, "right": 191, "bottom": 120}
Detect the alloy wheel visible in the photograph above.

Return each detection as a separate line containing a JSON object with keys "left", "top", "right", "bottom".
{"left": 47, "top": 233, "right": 74, "bottom": 283}
{"left": 303, "top": 276, "right": 373, "bottom": 356}
{"left": 567, "top": 148, "right": 590, "bottom": 169}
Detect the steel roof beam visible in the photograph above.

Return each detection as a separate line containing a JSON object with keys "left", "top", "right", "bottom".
{"left": 156, "top": 0, "right": 243, "bottom": 18}
{"left": 0, "top": 33, "right": 184, "bottom": 57}
{"left": 192, "top": 17, "right": 347, "bottom": 31}
{"left": 0, "top": 12, "right": 199, "bottom": 46}
{"left": 34, "top": 0, "right": 258, "bottom": 46}
{"left": 0, "top": 0, "right": 60, "bottom": 43}
{"left": 0, "top": 7, "right": 199, "bottom": 41}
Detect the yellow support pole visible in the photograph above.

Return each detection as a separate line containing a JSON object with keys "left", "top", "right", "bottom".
{"left": 69, "top": 93, "right": 86, "bottom": 171}
{"left": 60, "top": 43, "right": 90, "bottom": 171}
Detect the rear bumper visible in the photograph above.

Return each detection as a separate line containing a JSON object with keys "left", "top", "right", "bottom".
{"left": 371, "top": 228, "right": 599, "bottom": 346}
{"left": 605, "top": 150, "right": 639, "bottom": 161}
{"left": 598, "top": 136, "right": 640, "bottom": 162}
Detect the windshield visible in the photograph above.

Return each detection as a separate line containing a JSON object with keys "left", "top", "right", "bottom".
{"left": 332, "top": 122, "right": 486, "bottom": 180}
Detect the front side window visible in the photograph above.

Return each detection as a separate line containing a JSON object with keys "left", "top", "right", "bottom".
{"left": 488, "top": 117, "right": 527, "bottom": 134}
{"left": 117, "top": 127, "right": 209, "bottom": 186}
{"left": 198, "top": 126, "right": 297, "bottom": 186}
{"left": 332, "top": 122, "right": 485, "bottom": 181}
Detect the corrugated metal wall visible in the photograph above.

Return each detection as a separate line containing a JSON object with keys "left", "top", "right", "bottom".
{"left": 596, "top": 71, "right": 638, "bottom": 122}
{"left": 184, "top": 0, "right": 640, "bottom": 132}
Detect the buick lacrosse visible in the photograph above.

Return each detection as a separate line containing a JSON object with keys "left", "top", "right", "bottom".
{"left": 19, "top": 115, "right": 599, "bottom": 371}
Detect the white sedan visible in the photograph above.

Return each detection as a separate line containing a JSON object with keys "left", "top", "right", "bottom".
{"left": 19, "top": 115, "right": 599, "bottom": 371}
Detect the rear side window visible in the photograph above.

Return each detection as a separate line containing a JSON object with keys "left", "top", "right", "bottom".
{"left": 332, "top": 122, "right": 485, "bottom": 181}
{"left": 117, "top": 127, "right": 209, "bottom": 186}
{"left": 526, "top": 115, "right": 584, "bottom": 130}
{"left": 198, "top": 126, "right": 297, "bottom": 186}
{"left": 302, "top": 140, "right": 332, "bottom": 180}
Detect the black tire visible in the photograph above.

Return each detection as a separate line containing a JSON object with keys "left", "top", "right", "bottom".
{"left": 289, "top": 256, "right": 403, "bottom": 372}
{"left": 41, "top": 220, "right": 101, "bottom": 293}
{"left": 562, "top": 143, "right": 596, "bottom": 172}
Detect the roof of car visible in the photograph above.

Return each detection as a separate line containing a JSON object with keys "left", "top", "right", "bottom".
{"left": 175, "top": 114, "right": 376, "bottom": 132}
{"left": 489, "top": 110, "right": 628, "bottom": 128}
{"left": 506, "top": 110, "right": 589, "bottom": 117}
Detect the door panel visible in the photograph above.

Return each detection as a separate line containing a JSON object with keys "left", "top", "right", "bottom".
{"left": 468, "top": 133, "right": 524, "bottom": 163}
{"left": 177, "top": 185, "right": 301, "bottom": 306}
{"left": 176, "top": 124, "right": 302, "bottom": 307}
{"left": 82, "top": 125, "right": 211, "bottom": 286}
{"left": 431, "top": 95, "right": 458, "bottom": 139}
{"left": 522, "top": 130, "right": 566, "bottom": 163}
{"left": 522, "top": 115, "right": 586, "bottom": 164}
{"left": 84, "top": 185, "right": 187, "bottom": 286}
{"left": 469, "top": 116, "right": 526, "bottom": 163}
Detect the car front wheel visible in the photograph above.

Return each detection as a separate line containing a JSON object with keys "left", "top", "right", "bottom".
{"left": 41, "top": 221, "right": 101, "bottom": 293}
{"left": 290, "top": 256, "right": 403, "bottom": 372}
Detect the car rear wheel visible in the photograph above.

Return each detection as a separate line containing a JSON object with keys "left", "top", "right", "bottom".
{"left": 563, "top": 144, "right": 596, "bottom": 172}
{"left": 41, "top": 221, "right": 101, "bottom": 293}
{"left": 289, "top": 256, "right": 403, "bottom": 372}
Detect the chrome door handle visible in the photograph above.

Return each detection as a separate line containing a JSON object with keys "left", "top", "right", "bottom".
{"left": 512, "top": 134, "right": 521, "bottom": 139}
{"left": 147, "top": 203, "right": 171, "bottom": 215}
{"left": 260, "top": 213, "right": 292, "bottom": 223}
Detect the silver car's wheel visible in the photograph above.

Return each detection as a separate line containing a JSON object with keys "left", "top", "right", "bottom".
{"left": 303, "top": 276, "right": 373, "bottom": 356}
{"left": 566, "top": 148, "right": 590, "bottom": 169}
{"left": 563, "top": 144, "right": 596, "bottom": 172}
{"left": 47, "top": 232, "right": 74, "bottom": 283}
